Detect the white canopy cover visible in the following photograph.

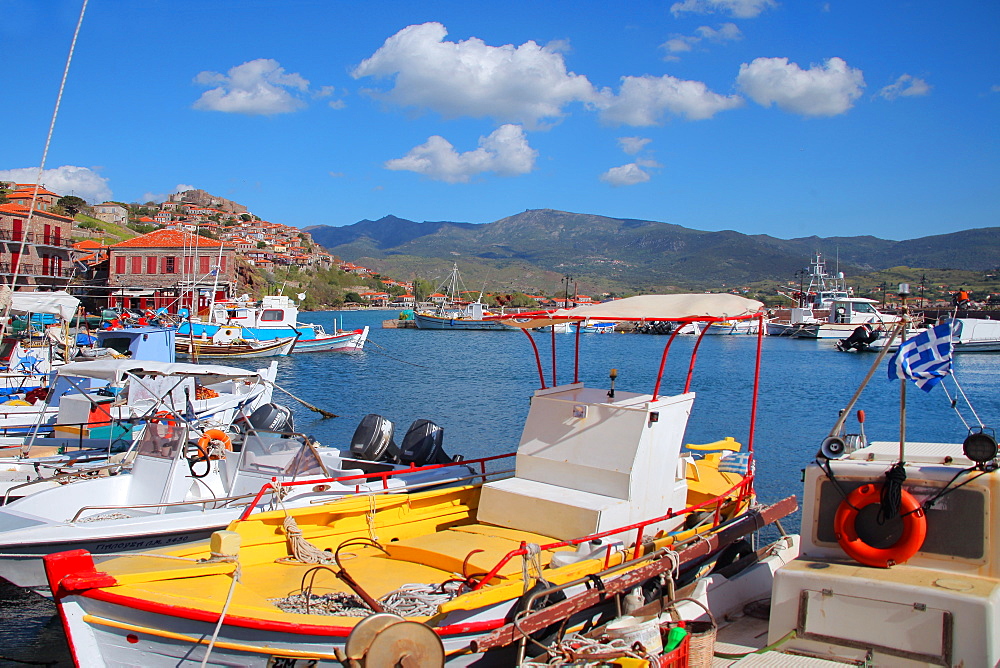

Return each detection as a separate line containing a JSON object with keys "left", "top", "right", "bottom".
{"left": 500, "top": 294, "right": 764, "bottom": 328}
{"left": 10, "top": 290, "right": 81, "bottom": 320}
{"left": 57, "top": 359, "right": 264, "bottom": 384}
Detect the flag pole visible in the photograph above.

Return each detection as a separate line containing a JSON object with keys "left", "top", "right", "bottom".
{"left": 827, "top": 319, "right": 905, "bottom": 438}
{"left": 897, "top": 285, "right": 911, "bottom": 462}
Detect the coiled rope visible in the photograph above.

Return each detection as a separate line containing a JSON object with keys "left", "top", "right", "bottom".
{"left": 878, "top": 462, "right": 907, "bottom": 524}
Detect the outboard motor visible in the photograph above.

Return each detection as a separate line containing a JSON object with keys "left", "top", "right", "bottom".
{"left": 234, "top": 403, "right": 295, "bottom": 435}
{"left": 836, "top": 323, "right": 878, "bottom": 352}
{"left": 350, "top": 414, "right": 400, "bottom": 462}
{"left": 398, "top": 419, "right": 453, "bottom": 467}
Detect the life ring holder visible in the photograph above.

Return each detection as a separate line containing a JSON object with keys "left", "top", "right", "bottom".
{"left": 833, "top": 482, "right": 927, "bottom": 568}
{"left": 197, "top": 428, "right": 233, "bottom": 460}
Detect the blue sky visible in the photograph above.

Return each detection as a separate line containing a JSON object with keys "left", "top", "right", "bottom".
{"left": 2, "top": 0, "right": 997, "bottom": 241}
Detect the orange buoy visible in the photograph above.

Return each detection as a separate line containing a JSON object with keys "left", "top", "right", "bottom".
{"left": 834, "top": 483, "right": 926, "bottom": 568}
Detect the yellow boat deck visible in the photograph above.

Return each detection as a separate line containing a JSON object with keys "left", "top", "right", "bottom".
{"left": 92, "top": 451, "right": 749, "bottom": 626}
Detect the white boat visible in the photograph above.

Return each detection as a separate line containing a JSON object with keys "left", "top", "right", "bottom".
{"left": 0, "top": 359, "right": 277, "bottom": 499}
{"left": 767, "top": 253, "right": 852, "bottom": 336}
{"left": 581, "top": 319, "right": 615, "bottom": 334}
{"left": 674, "top": 318, "right": 1000, "bottom": 667}
{"left": 702, "top": 318, "right": 765, "bottom": 335}
{"left": 949, "top": 316, "right": 1000, "bottom": 352}
{"left": 790, "top": 297, "right": 902, "bottom": 339}
{"left": 179, "top": 295, "right": 369, "bottom": 352}
{"left": 43, "top": 293, "right": 785, "bottom": 666}
{"left": 0, "top": 410, "right": 476, "bottom": 595}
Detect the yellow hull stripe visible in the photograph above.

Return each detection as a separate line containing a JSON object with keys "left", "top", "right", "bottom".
{"left": 82, "top": 614, "right": 338, "bottom": 660}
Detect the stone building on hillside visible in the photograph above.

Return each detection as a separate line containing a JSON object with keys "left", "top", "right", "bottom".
{"left": 93, "top": 202, "right": 128, "bottom": 226}
{"left": 165, "top": 189, "right": 247, "bottom": 215}
{"left": 107, "top": 229, "right": 235, "bottom": 314}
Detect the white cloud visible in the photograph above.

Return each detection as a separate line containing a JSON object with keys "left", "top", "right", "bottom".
{"left": 352, "top": 22, "right": 598, "bottom": 128}
{"left": 663, "top": 23, "right": 741, "bottom": 58}
{"left": 385, "top": 124, "right": 537, "bottom": 183}
{"left": 193, "top": 59, "right": 310, "bottom": 115}
{"left": 174, "top": 184, "right": 196, "bottom": 193}
{"left": 697, "top": 23, "right": 743, "bottom": 42}
{"left": 671, "top": 0, "right": 777, "bottom": 18}
{"left": 600, "top": 163, "right": 651, "bottom": 186}
{"left": 879, "top": 74, "right": 931, "bottom": 100}
{"left": 736, "top": 56, "right": 864, "bottom": 116}
{"left": 0, "top": 165, "right": 111, "bottom": 202}
{"left": 618, "top": 137, "right": 652, "bottom": 154}
{"left": 663, "top": 36, "right": 697, "bottom": 54}
{"left": 598, "top": 74, "right": 744, "bottom": 125}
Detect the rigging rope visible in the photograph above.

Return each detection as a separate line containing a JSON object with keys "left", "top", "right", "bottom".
{"left": 0, "top": 0, "right": 89, "bottom": 336}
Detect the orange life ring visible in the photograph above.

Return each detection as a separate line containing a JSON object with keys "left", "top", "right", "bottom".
{"left": 833, "top": 483, "right": 927, "bottom": 568}
{"left": 150, "top": 411, "right": 179, "bottom": 438}
{"left": 197, "top": 428, "right": 233, "bottom": 460}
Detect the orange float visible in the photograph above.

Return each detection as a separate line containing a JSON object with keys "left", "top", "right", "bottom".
{"left": 834, "top": 482, "right": 927, "bottom": 568}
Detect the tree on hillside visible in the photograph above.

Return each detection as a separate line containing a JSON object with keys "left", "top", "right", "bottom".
{"left": 56, "top": 195, "right": 88, "bottom": 217}
{"left": 240, "top": 214, "right": 252, "bottom": 222}
{"left": 257, "top": 241, "right": 267, "bottom": 249}
{"left": 412, "top": 278, "right": 434, "bottom": 302}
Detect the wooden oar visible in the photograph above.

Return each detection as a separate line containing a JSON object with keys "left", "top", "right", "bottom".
{"left": 271, "top": 382, "right": 338, "bottom": 419}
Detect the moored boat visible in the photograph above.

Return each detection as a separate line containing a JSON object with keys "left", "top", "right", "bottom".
{"left": 686, "top": 318, "right": 1000, "bottom": 666}
{"left": 44, "top": 293, "right": 776, "bottom": 665}
{"left": 791, "top": 296, "right": 902, "bottom": 339}
{"left": 175, "top": 331, "right": 297, "bottom": 358}
{"left": 0, "top": 406, "right": 477, "bottom": 596}
{"left": 179, "top": 295, "right": 368, "bottom": 352}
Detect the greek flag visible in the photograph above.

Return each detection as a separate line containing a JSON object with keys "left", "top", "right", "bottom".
{"left": 888, "top": 321, "right": 954, "bottom": 392}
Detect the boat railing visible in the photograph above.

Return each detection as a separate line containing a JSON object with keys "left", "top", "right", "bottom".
{"left": 471, "top": 472, "right": 755, "bottom": 591}
{"left": 62, "top": 460, "right": 517, "bottom": 522}
{"left": 0, "top": 417, "right": 144, "bottom": 451}
{"left": 67, "top": 492, "right": 263, "bottom": 523}
{"left": 299, "top": 466, "right": 516, "bottom": 506}
{"left": 238, "top": 452, "right": 516, "bottom": 520}
{"left": 3, "top": 458, "right": 131, "bottom": 504}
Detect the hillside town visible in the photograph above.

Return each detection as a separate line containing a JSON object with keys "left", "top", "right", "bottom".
{"left": 0, "top": 183, "right": 425, "bottom": 312}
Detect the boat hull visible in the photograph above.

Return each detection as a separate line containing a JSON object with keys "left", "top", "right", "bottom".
{"left": 290, "top": 326, "right": 368, "bottom": 352}
{"left": 175, "top": 337, "right": 295, "bottom": 358}
{"left": 414, "top": 313, "right": 508, "bottom": 330}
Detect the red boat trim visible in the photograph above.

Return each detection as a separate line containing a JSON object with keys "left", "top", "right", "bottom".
{"left": 81, "top": 588, "right": 504, "bottom": 638}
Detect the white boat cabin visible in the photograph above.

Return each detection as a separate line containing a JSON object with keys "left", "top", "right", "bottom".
{"left": 479, "top": 382, "right": 694, "bottom": 540}
{"left": 826, "top": 297, "right": 891, "bottom": 324}
{"left": 210, "top": 295, "right": 300, "bottom": 330}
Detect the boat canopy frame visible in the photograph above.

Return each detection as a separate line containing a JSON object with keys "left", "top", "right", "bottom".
{"left": 500, "top": 294, "right": 766, "bottom": 452}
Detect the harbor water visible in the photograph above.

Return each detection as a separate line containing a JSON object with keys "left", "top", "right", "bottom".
{"left": 2, "top": 309, "right": 998, "bottom": 666}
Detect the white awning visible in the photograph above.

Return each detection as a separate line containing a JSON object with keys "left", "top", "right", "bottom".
{"left": 500, "top": 294, "right": 764, "bottom": 328}
{"left": 9, "top": 290, "right": 81, "bottom": 320}
{"left": 57, "top": 359, "right": 264, "bottom": 384}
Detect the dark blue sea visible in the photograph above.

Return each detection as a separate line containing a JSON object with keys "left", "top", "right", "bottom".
{"left": 3, "top": 309, "right": 998, "bottom": 666}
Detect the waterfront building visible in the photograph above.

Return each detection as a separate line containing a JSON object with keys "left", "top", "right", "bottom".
{"left": 107, "top": 229, "right": 235, "bottom": 314}
{"left": 0, "top": 202, "right": 75, "bottom": 287}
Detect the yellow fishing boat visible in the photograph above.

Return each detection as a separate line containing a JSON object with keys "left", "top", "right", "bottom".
{"left": 45, "top": 294, "right": 779, "bottom": 666}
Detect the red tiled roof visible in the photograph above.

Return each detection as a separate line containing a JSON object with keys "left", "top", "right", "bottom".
{"left": 73, "top": 240, "right": 106, "bottom": 249}
{"left": 110, "top": 228, "right": 228, "bottom": 249}
{"left": 0, "top": 203, "right": 73, "bottom": 221}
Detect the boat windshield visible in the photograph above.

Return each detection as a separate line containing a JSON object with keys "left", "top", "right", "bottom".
{"left": 238, "top": 435, "right": 328, "bottom": 477}
{"left": 135, "top": 421, "right": 185, "bottom": 460}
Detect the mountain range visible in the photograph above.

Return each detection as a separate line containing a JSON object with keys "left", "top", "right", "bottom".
{"left": 304, "top": 210, "right": 999, "bottom": 294}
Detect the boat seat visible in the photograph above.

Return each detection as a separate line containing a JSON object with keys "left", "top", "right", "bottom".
{"left": 479, "top": 477, "right": 632, "bottom": 541}
{"left": 385, "top": 524, "right": 561, "bottom": 579}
